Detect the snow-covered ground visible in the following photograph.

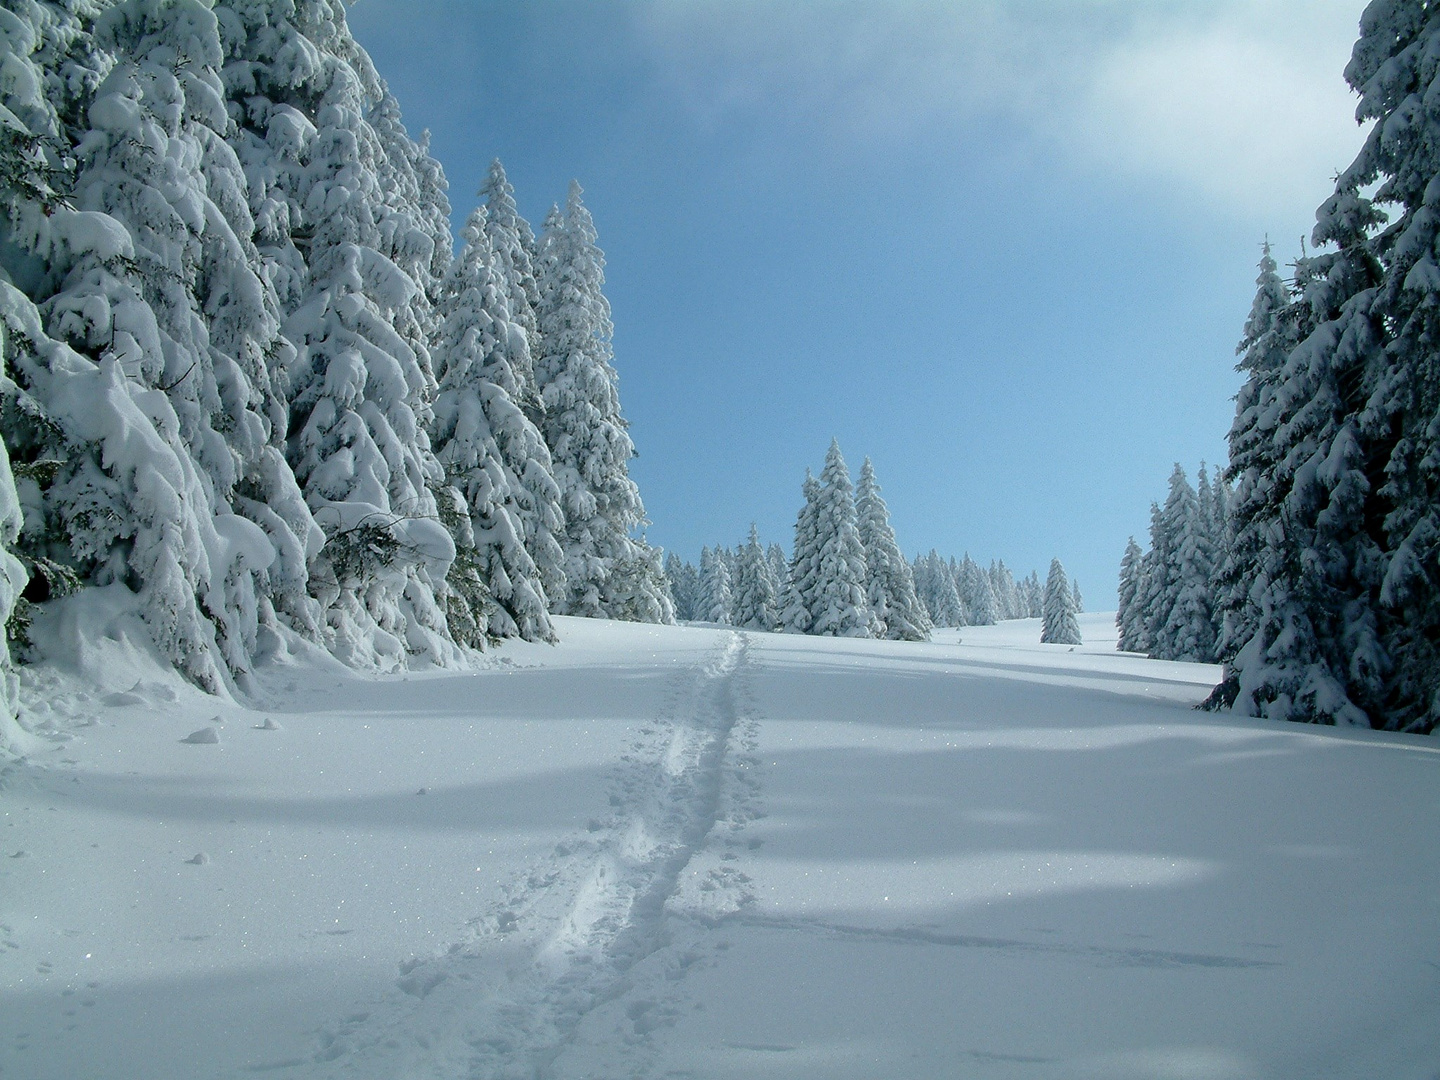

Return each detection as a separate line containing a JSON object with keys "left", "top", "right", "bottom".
{"left": 1, "top": 606, "right": 1437, "bottom": 1079}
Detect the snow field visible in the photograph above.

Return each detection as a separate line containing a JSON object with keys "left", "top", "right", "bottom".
{"left": 1, "top": 611, "right": 1437, "bottom": 1078}
{"left": 0, "top": 609, "right": 719, "bottom": 1078}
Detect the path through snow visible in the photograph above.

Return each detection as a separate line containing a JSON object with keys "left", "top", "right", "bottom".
{"left": 318, "top": 629, "right": 764, "bottom": 1078}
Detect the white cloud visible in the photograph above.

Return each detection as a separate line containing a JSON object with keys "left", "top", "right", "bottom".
{"left": 634, "top": 1, "right": 1371, "bottom": 232}
{"left": 1068, "top": 4, "right": 1369, "bottom": 225}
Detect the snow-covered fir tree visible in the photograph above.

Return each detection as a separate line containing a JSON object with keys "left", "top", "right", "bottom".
{"left": 533, "top": 182, "right": 669, "bottom": 623}
{"left": 0, "top": 319, "right": 27, "bottom": 733}
{"left": 1147, "top": 465, "right": 1200, "bottom": 659}
{"left": 913, "top": 550, "right": 964, "bottom": 628}
{"left": 480, "top": 158, "right": 542, "bottom": 421}
{"left": 730, "top": 525, "right": 779, "bottom": 631}
{"left": 1157, "top": 478, "right": 1216, "bottom": 663}
{"left": 1, "top": 0, "right": 327, "bottom": 692}
{"left": 1120, "top": 464, "right": 1224, "bottom": 663}
{"left": 1116, "top": 536, "right": 1145, "bottom": 652}
{"left": 1221, "top": 191, "right": 1385, "bottom": 722}
{"left": 959, "top": 554, "right": 997, "bottom": 626}
{"left": 781, "top": 470, "right": 822, "bottom": 634}
{"left": 1041, "top": 558, "right": 1081, "bottom": 645}
{"left": 807, "top": 440, "right": 871, "bottom": 637}
{"left": 1022, "top": 570, "right": 1044, "bottom": 618}
{"left": 1183, "top": 5, "right": 1440, "bottom": 732}
{"left": 907, "top": 555, "right": 930, "bottom": 623}
{"left": 990, "top": 561, "right": 1022, "bottom": 620}
{"left": 1321, "top": 0, "right": 1440, "bottom": 733}
{"left": 1070, "top": 578, "right": 1083, "bottom": 614}
{"left": 1131, "top": 502, "right": 1165, "bottom": 655}
{"left": 613, "top": 542, "right": 675, "bottom": 624}
{"left": 716, "top": 544, "right": 737, "bottom": 582}
{"left": 854, "top": 458, "right": 929, "bottom": 641}
{"left": 431, "top": 203, "right": 562, "bottom": 643}
{"left": 766, "top": 542, "right": 788, "bottom": 599}
{"left": 697, "top": 545, "right": 732, "bottom": 625}
{"left": 663, "top": 551, "right": 699, "bottom": 622}
{"left": 222, "top": 0, "right": 459, "bottom": 669}
{"left": 1206, "top": 466, "right": 1232, "bottom": 652}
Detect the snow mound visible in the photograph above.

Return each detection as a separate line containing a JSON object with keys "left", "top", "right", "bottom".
{"left": 179, "top": 727, "right": 219, "bottom": 745}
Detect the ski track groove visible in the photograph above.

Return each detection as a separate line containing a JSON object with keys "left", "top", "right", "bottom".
{"left": 312, "top": 629, "right": 762, "bottom": 1080}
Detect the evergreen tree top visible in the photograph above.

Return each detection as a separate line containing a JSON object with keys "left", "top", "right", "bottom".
{"left": 820, "top": 438, "right": 852, "bottom": 494}
{"left": 482, "top": 159, "right": 539, "bottom": 269}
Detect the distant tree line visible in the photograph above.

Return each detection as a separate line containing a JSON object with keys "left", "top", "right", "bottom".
{"left": 1116, "top": 463, "right": 1230, "bottom": 663}
{"left": 668, "top": 439, "right": 1082, "bottom": 644}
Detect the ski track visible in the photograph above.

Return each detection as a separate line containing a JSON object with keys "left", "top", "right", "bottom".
{"left": 312, "top": 629, "right": 763, "bottom": 1080}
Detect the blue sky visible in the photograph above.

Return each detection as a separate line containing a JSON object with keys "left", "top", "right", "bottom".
{"left": 347, "top": 0, "right": 1369, "bottom": 605}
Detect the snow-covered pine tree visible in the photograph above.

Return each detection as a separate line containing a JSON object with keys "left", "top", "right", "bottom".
{"left": 365, "top": 89, "right": 449, "bottom": 450}
{"left": 1041, "top": 557, "right": 1081, "bottom": 645}
{"left": 959, "top": 553, "right": 997, "bottom": 625}
{"left": 730, "top": 524, "right": 778, "bottom": 631}
{"left": 1196, "top": 463, "right": 1215, "bottom": 544}
{"left": 1071, "top": 577, "right": 1083, "bottom": 614}
{"left": 367, "top": 88, "right": 451, "bottom": 350}
{"left": 2, "top": 276, "right": 235, "bottom": 689}
{"left": 480, "top": 158, "right": 542, "bottom": 421}
{"left": 663, "top": 551, "right": 699, "bottom": 621}
{"left": 1158, "top": 477, "right": 1217, "bottom": 663}
{"left": 943, "top": 555, "right": 969, "bottom": 625}
{"left": 0, "top": 318, "right": 27, "bottom": 734}
{"left": 907, "top": 555, "right": 930, "bottom": 623}
{"left": 431, "top": 203, "right": 562, "bottom": 643}
{"left": 717, "top": 544, "right": 737, "bottom": 581}
{"left": 1116, "top": 536, "right": 1144, "bottom": 652}
{"left": 781, "top": 470, "right": 822, "bottom": 634}
{"left": 914, "top": 550, "right": 963, "bottom": 627}
{"left": 1199, "top": 463, "right": 1229, "bottom": 576}
{"left": 220, "top": 0, "right": 458, "bottom": 669}
{"left": 854, "top": 458, "right": 929, "bottom": 641}
{"left": 808, "top": 439, "right": 871, "bottom": 638}
{"left": 533, "top": 181, "right": 667, "bottom": 622}
{"left": 1347, "top": 1, "right": 1440, "bottom": 733}
{"left": 0, "top": 0, "right": 325, "bottom": 692}
{"left": 1130, "top": 502, "right": 1165, "bottom": 655}
{"left": 990, "top": 560, "right": 1021, "bottom": 620}
{"left": 766, "top": 542, "right": 788, "bottom": 599}
{"left": 609, "top": 541, "right": 675, "bottom": 625}
{"left": 949, "top": 556, "right": 970, "bottom": 624}
{"left": 0, "top": 5, "right": 91, "bottom": 702}
{"left": 1023, "top": 570, "right": 1044, "bottom": 618}
{"left": 1188, "top": 463, "right": 1220, "bottom": 658}
{"left": 697, "top": 545, "right": 732, "bottom": 625}
{"left": 1207, "top": 465, "right": 1231, "bottom": 653}
{"left": 1222, "top": 104, "right": 1390, "bottom": 725}
{"left": 1142, "top": 467, "right": 1203, "bottom": 660}
{"left": 1155, "top": 467, "right": 1196, "bottom": 652}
